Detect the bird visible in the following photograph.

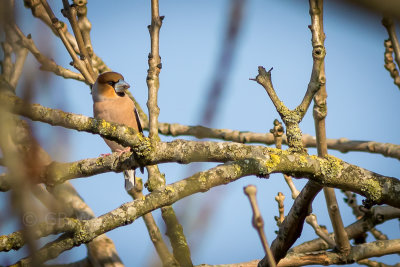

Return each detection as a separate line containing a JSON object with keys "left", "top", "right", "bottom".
{"left": 91, "top": 71, "right": 143, "bottom": 191}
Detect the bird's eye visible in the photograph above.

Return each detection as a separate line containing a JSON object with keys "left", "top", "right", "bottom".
{"left": 107, "top": 81, "right": 115, "bottom": 86}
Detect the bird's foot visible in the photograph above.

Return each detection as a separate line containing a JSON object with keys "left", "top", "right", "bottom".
{"left": 115, "top": 147, "right": 131, "bottom": 156}
{"left": 100, "top": 153, "right": 111, "bottom": 157}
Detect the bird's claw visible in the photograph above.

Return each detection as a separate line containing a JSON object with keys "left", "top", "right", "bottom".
{"left": 115, "top": 147, "right": 131, "bottom": 156}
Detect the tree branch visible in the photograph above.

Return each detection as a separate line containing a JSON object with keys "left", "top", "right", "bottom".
{"left": 11, "top": 23, "right": 86, "bottom": 83}
{"left": 291, "top": 206, "right": 400, "bottom": 253}
{"left": 278, "top": 239, "right": 400, "bottom": 266}
{"left": 39, "top": 0, "right": 94, "bottom": 84}
{"left": 259, "top": 181, "right": 322, "bottom": 266}
{"left": 13, "top": 160, "right": 257, "bottom": 264}
{"left": 127, "top": 178, "right": 179, "bottom": 266}
{"left": 155, "top": 122, "right": 400, "bottom": 160}
{"left": 309, "top": 0, "right": 351, "bottom": 255}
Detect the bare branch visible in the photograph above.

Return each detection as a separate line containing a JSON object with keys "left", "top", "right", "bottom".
{"left": 244, "top": 185, "right": 276, "bottom": 267}
{"left": 145, "top": 1, "right": 192, "bottom": 265}
{"left": 309, "top": 0, "right": 350, "bottom": 255}
{"left": 291, "top": 206, "right": 400, "bottom": 253}
{"left": 127, "top": 178, "right": 179, "bottom": 266}
{"left": 14, "top": 160, "right": 258, "bottom": 265}
{"left": 12, "top": 23, "right": 86, "bottom": 83}
{"left": 274, "top": 192, "right": 285, "bottom": 226}
{"left": 252, "top": 67, "right": 307, "bottom": 153}
{"left": 382, "top": 17, "right": 400, "bottom": 89}
{"left": 39, "top": 0, "right": 94, "bottom": 84}
{"left": 382, "top": 17, "right": 400, "bottom": 72}
{"left": 0, "top": 218, "right": 79, "bottom": 252}
{"left": 259, "top": 181, "right": 322, "bottom": 267}
{"left": 270, "top": 119, "right": 300, "bottom": 199}
{"left": 0, "top": 95, "right": 399, "bottom": 209}
{"left": 61, "top": 0, "right": 95, "bottom": 80}
{"left": 358, "top": 259, "right": 400, "bottom": 267}
{"left": 278, "top": 239, "right": 400, "bottom": 266}
{"left": 156, "top": 122, "right": 400, "bottom": 160}
{"left": 305, "top": 214, "right": 336, "bottom": 248}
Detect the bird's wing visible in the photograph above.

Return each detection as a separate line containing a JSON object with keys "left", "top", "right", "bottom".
{"left": 134, "top": 108, "right": 143, "bottom": 133}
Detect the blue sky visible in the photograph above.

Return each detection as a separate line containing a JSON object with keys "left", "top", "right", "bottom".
{"left": 1, "top": 0, "right": 400, "bottom": 266}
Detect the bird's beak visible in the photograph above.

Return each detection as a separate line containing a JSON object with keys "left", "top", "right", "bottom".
{"left": 114, "top": 79, "right": 130, "bottom": 93}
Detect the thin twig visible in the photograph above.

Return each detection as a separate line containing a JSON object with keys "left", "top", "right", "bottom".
{"left": 24, "top": 0, "right": 79, "bottom": 52}
{"left": 4, "top": 24, "right": 28, "bottom": 88}
{"left": 382, "top": 17, "right": 400, "bottom": 72}
{"left": 11, "top": 23, "right": 86, "bottom": 83}
{"left": 382, "top": 16, "right": 400, "bottom": 89}
{"left": 39, "top": 0, "right": 94, "bottom": 84}
{"left": 369, "top": 227, "right": 388, "bottom": 241}
{"left": 61, "top": 0, "right": 95, "bottom": 79}
{"left": 274, "top": 192, "right": 285, "bottom": 226}
{"left": 305, "top": 214, "right": 336, "bottom": 248}
{"left": 244, "top": 185, "right": 276, "bottom": 267}
{"left": 270, "top": 119, "right": 300, "bottom": 199}
{"left": 259, "top": 181, "right": 322, "bottom": 267}
{"left": 73, "top": 0, "right": 93, "bottom": 56}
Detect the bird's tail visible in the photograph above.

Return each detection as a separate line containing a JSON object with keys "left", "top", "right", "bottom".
{"left": 123, "top": 169, "right": 136, "bottom": 192}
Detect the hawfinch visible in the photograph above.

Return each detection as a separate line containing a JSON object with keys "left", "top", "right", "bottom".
{"left": 92, "top": 72, "right": 143, "bottom": 191}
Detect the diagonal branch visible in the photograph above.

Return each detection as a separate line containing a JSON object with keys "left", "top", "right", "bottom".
{"left": 11, "top": 23, "right": 86, "bottom": 83}
{"left": 13, "top": 160, "right": 258, "bottom": 265}
{"left": 259, "top": 181, "right": 322, "bottom": 267}
{"left": 61, "top": 0, "right": 95, "bottom": 79}
{"left": 39, "top": 0, "right": 94, "bottom": 84}
{"left": 127, "top": 178, "right": 179, "bottom": 266}
{"left": 291, "top": 206, "right": 400, "bottom": 253}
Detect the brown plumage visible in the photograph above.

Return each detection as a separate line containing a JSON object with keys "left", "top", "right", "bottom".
{"left": 92, "top": 72, "right": 142, "bottom": 190}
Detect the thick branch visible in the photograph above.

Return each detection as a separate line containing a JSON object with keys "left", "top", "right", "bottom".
{"left": 0, "top": 219, "right": 79, "bottom": 252}
{"left": 2, "top": 94, "right": 400, "bottom": 207}
{"left": 13, "top": 160, "right": 257, "bottom": 265}
{"left": 156, "top": 123, "right": 400, "bottom": 160}
{"left": 259, "top": 181, "right": 322, "bottom": 266}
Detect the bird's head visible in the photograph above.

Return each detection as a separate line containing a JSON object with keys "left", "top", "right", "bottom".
{"left": 91, "top": 72, "right": 130, "bottom": 102}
